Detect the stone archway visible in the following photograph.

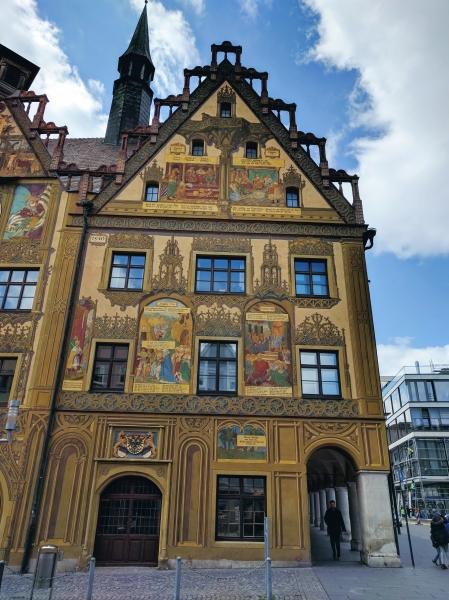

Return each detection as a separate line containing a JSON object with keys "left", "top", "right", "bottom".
{"left": 94, "top": 475, "right": 162, "bottom": 566}
{"left": 307, "top": 446, "right": 360, "bottom": 563}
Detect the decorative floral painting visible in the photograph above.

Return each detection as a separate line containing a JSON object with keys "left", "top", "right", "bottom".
{"left": 3, "top": 184, "right": 50, "bottom": 240}
{"left": 160, "top": 162, "right": 219, "bottom": 202}
{"left": 244, "top": 302, "right": 292, "bottom": 396}
{"left": 217, "top": 424, "right": 267, "bottom": 460}
{"left": 62, "top": 297, "right": 96, "bottom": 390}
{"left": 0, "top": 101, "right": 42, "bottom": 176}
{"left": 133, "top": 299, "right": 192, "bottom": 393}
{"left": 229, "top": 167, "right": 282, "bottom": 204}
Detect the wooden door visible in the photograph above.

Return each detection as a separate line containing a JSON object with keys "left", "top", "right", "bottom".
{"left": 94, "top": 476, "right": 161, "bottom": 565}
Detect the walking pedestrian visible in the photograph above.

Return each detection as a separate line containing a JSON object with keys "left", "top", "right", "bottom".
{"left": 430, "top": 512, "right": 449, "bottom": 569}
{"left": 324, "top": 500, "right": 346, "bottom": 561}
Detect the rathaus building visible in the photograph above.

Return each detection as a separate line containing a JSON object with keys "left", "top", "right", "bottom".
{"left": 0, "top": 6, "right": 399, "bottom": 571}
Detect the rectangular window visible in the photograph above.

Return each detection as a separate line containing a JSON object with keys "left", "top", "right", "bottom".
{"left": 0, "top": 357, "right": 17, "bottom": 405}
{"left": 195, "top": 256, "right": 245, "bottom": 294}
{"left": 0, "top": 269, "right": 38, "bottom": 310}
{"left": 434, "top": 381, "right": 449, "bottom": 402}
{"left": 109, "top": 253, "right": 145, "bottom": 290}
{"left": 91, "top": 344, "right": 129, "bottom": 391}
{"left": 216, "top": 476, "right": 265, "bottom": 541}
{"left": 300, "top": 350, "right": 341, "bottom": 398}
{"left": 144, "top": 183, "right": 159, "bottom": 202}
{"left": 294, "top": 259, "right": 328, "bottom": 297}
{"left": 220, "top": 102, "right": 232, "bottom": 118}
{"left": 198, "top": 341, "right": 237, "bottom": 394}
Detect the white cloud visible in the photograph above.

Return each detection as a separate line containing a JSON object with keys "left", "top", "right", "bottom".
{"left": 0, "top": 0, "right": 107, "bottom": 137}
{"left": 238, "top": 0, "right": 272, "bottom": 19}
{"left": 175, "top": 0, "right": 205, "bottom": 15}
{"left": 377, "top": 338, "right": 449, "bottom": 377}
{"left": 130, "top": 0, "right": 200, "bottom": 98}
{"left": 303, "top": 0, "right": 449, "bottom": 258}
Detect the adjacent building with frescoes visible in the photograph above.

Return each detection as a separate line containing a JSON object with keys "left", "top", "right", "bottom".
{"left": 0, "top": 5, "right": 399, "bottom": 571}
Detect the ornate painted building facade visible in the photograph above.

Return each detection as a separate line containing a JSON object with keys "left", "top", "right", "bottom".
{"left": 0, "top": 7, "right": 399, "bottom": 571}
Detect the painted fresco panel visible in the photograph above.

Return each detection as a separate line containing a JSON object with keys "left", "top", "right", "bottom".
{"left": 0, "top": 101, "right": 42, "bottom": 176}
{"left": 3, "top": 183, "right": 50, "bottom": 240}
{"left": 229, "top": 166, "right": 283, "bottom": 205}
{"left": 62, "top": 297, "right": 96, "bottom": 390}
{"left": 217, "top": 424, "right": 267, "bottom": 461}
{"left": 133, "top": 299, "right": 192, "bottom": 393}
{"left": 160, "top": 161, "right": 219, "bottom": 203}
{"left": 244, "top": 302, "right": 292, "bottom": 396}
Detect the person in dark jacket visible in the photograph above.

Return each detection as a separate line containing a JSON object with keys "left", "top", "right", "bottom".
{"left": 324, "top": 500, "right": 347, "bottom": 560}
{"left": 430, "top": 512, "right": 449, "bottom": 569}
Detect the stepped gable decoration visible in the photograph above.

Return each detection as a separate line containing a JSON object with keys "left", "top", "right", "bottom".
{"left": 133, "top": 298, "right": 192, "bottom": 394}
{"left": 295, "top": 313, "right": 344, "bottom": 346}
{"left": 112, "top": 430, "right": 158, "bottom": 459}
{"left": 254, "top": 239, "right": 289, "bottom": 299}
{"left": 90, "top": 41, "right": 358, "bottom": 226}
{"left": 152, "top": 236, "right": 187, "bottom": 293}
{"left": 244, "top": 302, "right": 292, "bottom": 397}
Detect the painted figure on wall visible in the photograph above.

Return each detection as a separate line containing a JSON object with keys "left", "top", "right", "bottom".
{"left": 229, "top": 167, "right": 282, "bottom": 204}
{"left": 217, "top": 424, "right": 267, "bottom": 460}
{"left": 0, "top": 102, "right": 42, "bottom": 176}
{"left": 160, "top": 162, "right": 219, "bottom": 202}
{"left": 63, "top": 297, "right": 96, "bottom": 389}
{"left": 133, "top": 299, "right": 192, "bottom": 393}
{"left": 3, "top": 184, "right": 50, "bottom": 240}
{"left": 244, "top": 302, "right": 292, "bottom": 396}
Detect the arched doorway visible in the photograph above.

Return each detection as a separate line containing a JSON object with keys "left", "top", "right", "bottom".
{"left": 307, "top": 446, "right": 359, "bottom": 564}
{"left": 94, "top": 476, "right": 162, "bottom": 566}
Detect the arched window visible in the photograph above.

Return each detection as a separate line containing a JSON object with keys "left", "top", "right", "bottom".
{"left": 245, "top": 141, "right": 258, "bottom": 159}
{"left": 286, "top": 186, "right": 300, "bottom": 208}
{"left": 145, "top": 182, "right": 159, "bottom": 202}
{"left": 220, "top": 102, "right": 232, "bottom": 118}
{"left": 192, "top": 139, "right": 205, "bottom": 156}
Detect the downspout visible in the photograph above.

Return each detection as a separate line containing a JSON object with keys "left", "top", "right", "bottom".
{"left": 21, "top": 198, "right": 92, "bottom": 573}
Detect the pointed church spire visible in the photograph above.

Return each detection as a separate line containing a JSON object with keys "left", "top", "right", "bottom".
{"left": 122, "top": 2, "right": 153, "bottom": 66}
{"left": 104, "top": 1, "right": 155, "bottom": 145}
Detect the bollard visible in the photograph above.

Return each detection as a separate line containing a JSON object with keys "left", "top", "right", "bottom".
{"left": 0, "top": 561, "right": 4, "bottom": 592}
{"left": 86, "top": 557, "right": 95, "bottom": 600}
{"left": 265, "top": 556, "right": 272, "bottom": 600}
{"left": 174, "top": 556, "right": 181, "bottom": 600}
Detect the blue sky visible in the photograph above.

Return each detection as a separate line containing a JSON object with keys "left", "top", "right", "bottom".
{"left": 2, "top": 0, "right": 449, "bottom": 374}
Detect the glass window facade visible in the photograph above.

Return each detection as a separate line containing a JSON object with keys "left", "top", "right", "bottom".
{"left": 220, "top": 102, "right": 232, "bottom": 117}
{"left": 216, "top": 476, "right": 265, "bottom": 541}
{"left": 300, "top": 350, "right": 340, "bottom": 398}
{"left": 198, "top": 341, "right": 237, "bottom": 394}
{"left": 144, "top": 183, "right": 159, "bottom": 202}
{"left": 192, "top": 139, "right": 204, "bottom": 156}
{"left": 245, "top": 142, "right": 258, "bottom": 158}
{"left": 195, "top": 256, "right": 245, "bottom": 294}
{"left": 91, "top": 344, "right": 129, "bottom": 391}
{"left": 294, "top": 259, "right": 328, "bottom": 297}
{"left": 109, "top": 253, "right": 145, "bottom": 290}
{"left": 286, "top": 187, "right": 299, "bottom": 208}
{"left": 0, "top": 269, "right": 38, "bottom": 310}
{"left": 0, "top": 357, "right": 16, "bottom": 405}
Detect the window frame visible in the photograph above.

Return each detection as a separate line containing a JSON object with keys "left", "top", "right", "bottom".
{"left": 220, "top": 102, "right": 232, "bottom": 118}
{"left": 91, "top": 343, "right": 129, "bottom": 392}
{"left": 215, "top": 475, "right": 266, "bottom": 542}
{"left": 294, "top": 258, "right": 329, "bottom": 298}
{"left": 108, "top": 252, "right": 146, "bottom": 291}
{"left": 191, "top": 139, "right": 205, "bottom": 156}
{"left": 299, "top": 349, "right": 341, "bottom": 399}
{"left": 285, "top": 186, "right": 300, "bottom": 208}
{"left": 194, "top": 255, "right": 246, "bottom": 295}
{"left": 245, "top": 141, "right": 258, "bottom": 159}
{"left": 197, "top": 340, "right": 238, "bottom": 396}
{"left": 0, "top": 356, "right": 18, "bottom": 406}
{"left": 0, "top": 268, "right": 39, "bottom": 311}
{"left": 144, "top": 181, "right": 159, "bottom": 203}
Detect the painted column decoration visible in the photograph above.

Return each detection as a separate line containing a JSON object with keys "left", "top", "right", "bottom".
{"left": 244, "top": 302, "right": 292, "bottom": 396}
{"left": 133, "top": 298, "right": 192, "bottom": 393}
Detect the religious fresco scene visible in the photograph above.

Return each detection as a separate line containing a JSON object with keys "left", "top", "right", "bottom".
{"left": 62, "top": 297, "right": 96, "bottom": 390}
{"left": 160, "top": 159, "right": 220, "bottom": 203}
{"left": 244, "top": 302, "right": 292, "bottom": 396}
{"left": 229, "top": 166, "right": 283, "bottom": 205}
{"left": 113, "top": 430, "right": 158, "bottom": 459}
{"left": 133, "top": 299, "right": 192, "bottom": 393}
{"left": 217, "top": 424, "right": 267, "bottom": 461}
{"left": 0, "top": 101, "right": 42, "bottom": 176}
{"left": 3, "top": 183, "right": 50, "bottom": 239}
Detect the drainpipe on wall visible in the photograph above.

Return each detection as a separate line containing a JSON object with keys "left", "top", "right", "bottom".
{"left": 21, "top": 199, "right": 92, "bottom": 573}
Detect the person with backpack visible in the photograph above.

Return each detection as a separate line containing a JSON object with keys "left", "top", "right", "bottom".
{"left": 430, "top": 512, "right": 449, "bottom": 569}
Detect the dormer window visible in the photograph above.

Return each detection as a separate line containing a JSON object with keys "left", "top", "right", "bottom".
{"left": 286, "top": 187, "right": 300, "bottom": 208}
{"left": 145, "top": 182, "right": 159, "bottom": 202}
{"left": 192, "top": 139, "right": 205, "bottom": 156}
{"left": 245, "top": 142, "right": 258, "bottom": 159}
{"left": 220, "top": 102, "right": 232, "bottom": 118}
